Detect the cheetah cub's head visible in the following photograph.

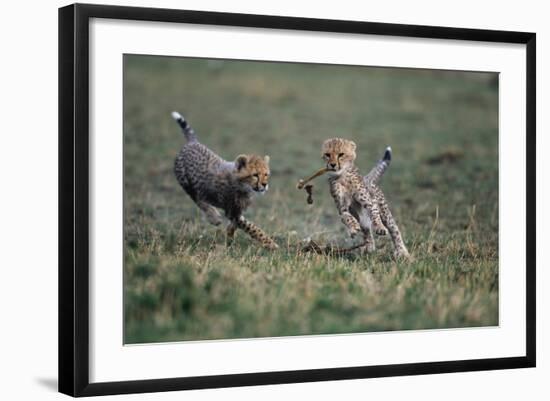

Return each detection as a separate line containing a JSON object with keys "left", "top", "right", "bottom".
{"left": 322, "top": 138, "right": 356, "bottom": 174}
{"left": 234, "top": 154, "right": 271, "bottom": 193}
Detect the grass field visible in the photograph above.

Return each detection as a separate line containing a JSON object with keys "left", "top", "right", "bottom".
{"left": 123, "top": 55, "right": 499, "bottom": 344}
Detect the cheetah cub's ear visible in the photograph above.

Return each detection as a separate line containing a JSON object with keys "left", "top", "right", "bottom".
{"left": 235, "top": 154, "right": 249, "bottom": 170}
{"left": 348, "top": 140, "right": 357, "bottom": 152}
{"left": 264, "top": 155, "right": 270, "bottom": 164}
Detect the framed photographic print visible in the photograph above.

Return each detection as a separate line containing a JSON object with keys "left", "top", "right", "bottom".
{"left": 58, "top": 3, "right": 536, "bottom": 397}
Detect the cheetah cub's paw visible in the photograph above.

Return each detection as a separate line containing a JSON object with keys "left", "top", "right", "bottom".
{"left": 373, "top": 224, "right": 388, "bottom": 236}
{"left": 263, "top": 240, "right": 279, "bottom": 250}
{"left": 360, "top": 241, "right": 376, "bottom": 254}
{"left": 348, "top": 224, "right": 361, "bottom": 238}
{"left": 393, "top": 248, "right": 412, "bottom": 262}
{"left": 206, "top": 214, "right": 223, "bottom": 226}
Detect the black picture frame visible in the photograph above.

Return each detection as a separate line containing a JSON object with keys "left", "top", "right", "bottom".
{"left": 58, "top": 3, "right": 536, "bottom": 397}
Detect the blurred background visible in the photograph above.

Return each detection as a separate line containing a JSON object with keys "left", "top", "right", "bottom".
{"left": 123, "top": 55, "right": 498, "bottom": 343}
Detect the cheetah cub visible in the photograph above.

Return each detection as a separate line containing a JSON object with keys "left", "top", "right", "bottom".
{"left": 322, "top": 138, "right": 410, "bottom": 259}
{"left": 172, "top": 111, "right": 278, "bottom": 250}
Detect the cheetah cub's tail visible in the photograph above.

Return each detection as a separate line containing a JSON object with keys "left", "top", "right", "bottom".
{"left": 364, "top": 146, "right": 392, "bottom": 186}
{"left": 171, "top": 111, "right": 198, "bottom": 143}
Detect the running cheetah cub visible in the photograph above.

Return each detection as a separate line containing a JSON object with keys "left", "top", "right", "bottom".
{"left": 172, "top": 111, "right": 278, "bottom": 250}
{"left": 322, "top": 138, "right": 410, "bottom": 259}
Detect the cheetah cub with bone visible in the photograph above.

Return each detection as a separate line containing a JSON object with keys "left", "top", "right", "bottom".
{"left": 322, "top": 138, "right": 410, "bottom": 259}
{"left": 172, "top": 111, "right": 278, "bottom": 250}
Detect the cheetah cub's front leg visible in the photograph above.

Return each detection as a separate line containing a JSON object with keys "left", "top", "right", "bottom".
{"left": 330, "top": 180, "right": 361, "bottom": 238}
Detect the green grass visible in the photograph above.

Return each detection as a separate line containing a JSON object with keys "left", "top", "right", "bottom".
{"left": 123, "top": 55, "right": 499, "bottom": 343}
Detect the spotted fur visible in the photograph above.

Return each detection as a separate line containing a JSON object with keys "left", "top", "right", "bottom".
{"left": 364, "top": 146, "right": 391, "bottom": 187}
{"left": 172, "top": 112, "right": 278, "bottom": 250}
{"left": 322, "top": 138, "right": 410, "bottom": 259}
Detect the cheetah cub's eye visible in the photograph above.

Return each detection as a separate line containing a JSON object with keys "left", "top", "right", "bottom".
{"left": 324, "top": 153, "right": 331, "bottom": 158}
{"left": 253, "top": 173, "right": 259, "bottom": 178}
{"left": 338, "top": 153, "right": 344, "bottom": 158}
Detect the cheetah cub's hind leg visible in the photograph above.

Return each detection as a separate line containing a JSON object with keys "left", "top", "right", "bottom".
{"left": 350, "top": 203, "right": 376, "bottom": 254}
{"left": 353, "top": 189, "right": 388, "bottom": 236}
{"left": 377, "top": 195, "right": 410, "bottom": 260}
{"left": 360, "top": 222, "right": 376, "bottom": 254}
{"left": 196, "top": 200, "right": 224, "bottom": 226}
{"left": 225, "top": 220, "right": 238, "bottom": 246}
